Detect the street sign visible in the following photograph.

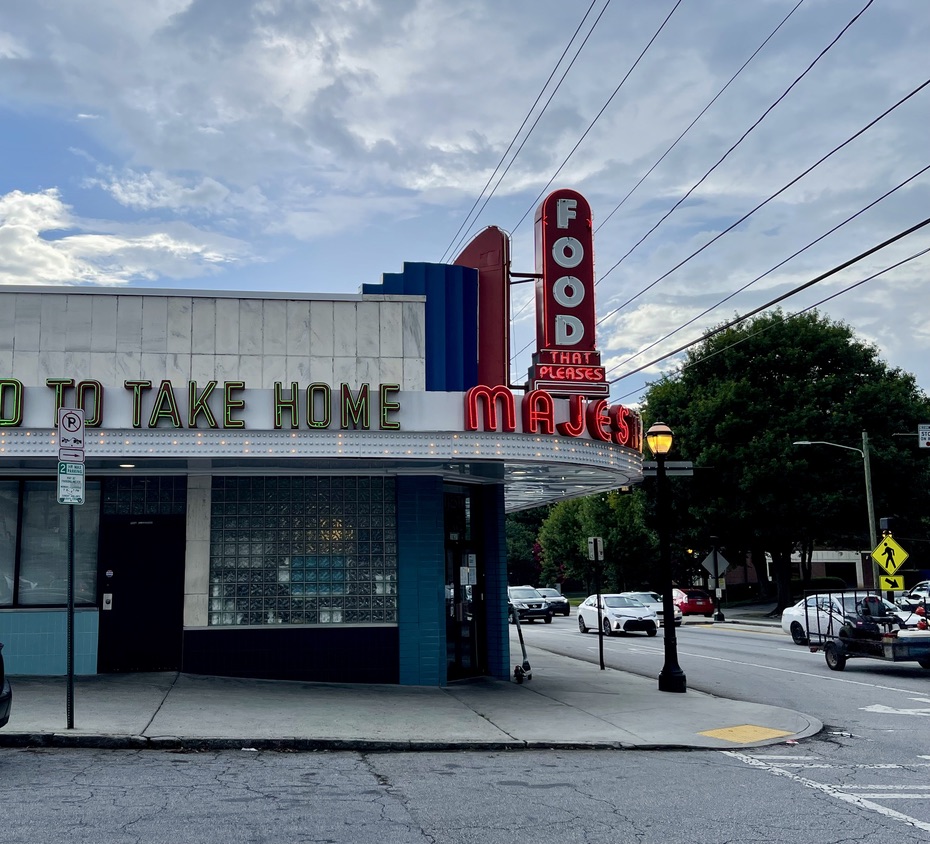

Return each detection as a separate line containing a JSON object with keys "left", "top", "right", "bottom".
{"left": 871, "top": 535, "right": 908, "bottom": 576}
{"left": 58, "top": 448, "right": 84, "bottom": 463}
{"left": 57, "top": 462, "right": 85, "bottom": 505}
{"left": 920, "top": 424, "right": 930, "bottom": 449}
{"left": 701, "top": 551, "right": 730, "bottom": 577}
{"left": 642, "top": 461, "right": 693, "bottom": 477}
{"left": 879, "top": 575, "right": 905, "bottom": 591}
{"left": 588, "top": 536, "right": 604, "bottom": 561}
{"left": 57, "top": 407, "right": 85, "bottom": 449}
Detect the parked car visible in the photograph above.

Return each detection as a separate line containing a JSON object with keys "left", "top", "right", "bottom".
{"left": 507, "top": 586, "right": 554, "bottom": 623}
{"left": 536, "top": 587, "right": 571, "bottom": 616}
{"left": 0, "top": 642, "right": 11, "bottom": 729}
{"left": 673, "top": 588, "right": 714, "bottom": 617}
{"left": 620, "top": 591, "right": 682, "bottom": 626}
{"left": 895, "top": 581, "right": 930, "bottom": 610}
{"left": 577, "top": 594, "right": 658, "bottom": 637}
{"left": 781, "top": 593, "right": 919, "bottom": 645}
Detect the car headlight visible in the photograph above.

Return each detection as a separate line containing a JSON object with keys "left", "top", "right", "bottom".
{"left": 514, "top": 602, "right": 528, "bottom": 609}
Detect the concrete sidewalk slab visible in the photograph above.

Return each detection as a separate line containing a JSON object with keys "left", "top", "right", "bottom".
{"left": 0, "top": 644, "right": 821, "bottom": 752}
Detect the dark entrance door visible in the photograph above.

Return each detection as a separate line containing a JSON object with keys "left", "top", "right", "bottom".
{"left": 444, "top": 488, "right": 486, "bottom": 681}
{"left": 96, "top": 516, "right": 186, "bottom": 672}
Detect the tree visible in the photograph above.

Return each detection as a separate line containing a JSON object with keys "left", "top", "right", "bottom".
{"left": 537, "top": 499, "right": 588, "bottom": 591}
{"left": 505, "top": 506, "right": 548, "bottom": 585}
{"left": 642, "top": 309, "right": 930, "bottom": 612}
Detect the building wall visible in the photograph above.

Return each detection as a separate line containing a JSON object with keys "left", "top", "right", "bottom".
{"left": 0, "top": 289, "right": 426, "bottom": 391}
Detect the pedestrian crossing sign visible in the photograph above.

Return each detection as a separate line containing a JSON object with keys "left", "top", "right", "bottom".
{"left": 871, "top": 535, "right": 908, "bottom": 576}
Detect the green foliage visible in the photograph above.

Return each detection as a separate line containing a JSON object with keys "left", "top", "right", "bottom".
{"left": 642, "top": 309, "right": 930, "bottom": 608}
{"left": 505, "top": 506, "right": 548, "bottom": 585}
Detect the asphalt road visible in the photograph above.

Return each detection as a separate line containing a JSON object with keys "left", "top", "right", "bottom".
{"left": 3, "top": 616, "right": 930, "bottom": 841}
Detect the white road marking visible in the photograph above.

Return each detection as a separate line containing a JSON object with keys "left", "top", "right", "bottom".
{"left": 769, "top": 763, "right": 930, "bottom": 769}
{"left": 849, "top": 794, "right": 930, "bottom": 800}
{"left": 724, "top": 751, "right": 930, "bottom": 832}
{"left": 757, "top": 754, "right": 820, "bottom": 760}
{"left": 861, "top": 704, "right": 930, "bottom": 717}
{"left": 844, "top": 785, "right": 930, "bottom": 791}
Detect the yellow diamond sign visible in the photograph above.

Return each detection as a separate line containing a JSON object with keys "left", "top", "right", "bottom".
{"left": 872, "top": 535, "right": 908, "bottom": 576}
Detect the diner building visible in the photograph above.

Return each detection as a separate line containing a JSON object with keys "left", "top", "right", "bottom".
{"left": 0, "top": 190, "right": 644, "bottom": 685}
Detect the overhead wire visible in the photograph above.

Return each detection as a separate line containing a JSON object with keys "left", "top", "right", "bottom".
{"left": 606, "top": 213, "right": 930, "bottom": 384}
{"left": 596, "top": 0, "right": 874, "bottom": 287}
{"left": 594, "top": 0, "right": 806, "bottom": 235}
{"left": 439, "top": 0, "right": 612, "bottom": 264}
{"left": 603, "top": 161, "right": 930, "bottom": 377}
{"left": 595, "top": 75, "right": 930, "bottom": 329}
{"left": 606, "top": 244, "right": 930, "bottom": 404}
{"left": 508, "top": 0, "right": 684, "bottom": 238}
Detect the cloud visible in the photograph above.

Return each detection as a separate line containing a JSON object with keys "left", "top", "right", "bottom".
{"left": 0, "top": 189, "right": 247, "bottom": 285}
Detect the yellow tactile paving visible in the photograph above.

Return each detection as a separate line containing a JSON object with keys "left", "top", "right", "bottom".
{"left": 698, "top": 724, "right": 794, "bottom": 743}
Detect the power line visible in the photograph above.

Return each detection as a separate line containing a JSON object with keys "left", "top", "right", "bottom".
{"left": 596, "top": 75, "right": 930, "bottom": 329}
{"left": 606, "top": 245, "right": 930, "bottom": 405}
{"left": 603, "top": 161, "right": 930, "bottom": 377}
{"left": 438, "top": 0, "right": 607, "bottom": 263}
{"left": 597, "top": 0, "right": 874, "bottom": 286}
{"left": 595, "top": 0, "right": 806, "bottom": 236}
{"left": 676, "top": 246, "right": 930, "bottom": 376}
{"left": 607, "top": 214, "right": 930, "bottom": 384}
{"left": 509, "top": 0, "right": 684, "bottom": 237}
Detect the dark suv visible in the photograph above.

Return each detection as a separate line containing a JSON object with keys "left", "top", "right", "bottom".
{"left": 536, "top": 587, "right": 571, "bottom": 616}
{"left": 0, "top": 642, "right": 11, "bottom": 729}
{"left": 508, "top": 586, "right": 554, "bottom": 623}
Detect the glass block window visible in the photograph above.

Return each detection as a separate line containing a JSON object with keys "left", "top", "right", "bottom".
{"left": 208, "top": 476, "right": 398, "bottom": 627}
{"left": 102, "top": 476, "right": 187, "bottom": 516}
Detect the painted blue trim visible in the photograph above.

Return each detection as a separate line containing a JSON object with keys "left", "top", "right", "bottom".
{"left": 0, "top": 609, "right": 99, "bottom": 675}
{"left": 396, "top": 476, "right": 446, "bottom": 685}
{"left": 363, "top": 262, "right": 479, "bottom": 391}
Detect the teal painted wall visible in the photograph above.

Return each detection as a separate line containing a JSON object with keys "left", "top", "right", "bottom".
{"left": 396, "top": 476, "right": 445, "bottom": 685}
{"left": 0, "top": 609, "right": 99, "bottom": 675}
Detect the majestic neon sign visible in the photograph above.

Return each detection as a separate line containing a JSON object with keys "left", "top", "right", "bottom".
{"left": 528, "top": 189, "right": 607, "bottom": 398}
{"left": 465, "top": 385, "right": 642, "bottom": 449}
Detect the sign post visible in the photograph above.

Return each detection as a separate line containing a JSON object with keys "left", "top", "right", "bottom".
{"left": 871, "top": 534, "right": 908, "bottom": 602}
{"left": 57, "top": 408, "right": 85, "bottom": 730}
{"left": 589, "top": 537, "right": 605, "bottom": 670}
{"left": 702, "top": 537, "right": 730, "bottom": 622}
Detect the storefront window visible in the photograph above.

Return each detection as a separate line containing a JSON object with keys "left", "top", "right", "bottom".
{"left": 18, "top": 481, "right": 100, "bottom": 606}
{"left": 0, "top": 481, "right": 18, "bottom": 606}
{"left": 208, "top": 476, "right": 398, "bottom": 626}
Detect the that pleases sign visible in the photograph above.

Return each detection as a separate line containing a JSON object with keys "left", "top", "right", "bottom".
{"left": 528, "top": 189, "right": 607, "bottom": 397}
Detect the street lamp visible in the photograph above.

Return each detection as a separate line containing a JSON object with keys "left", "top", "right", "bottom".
{"left": 792, "top": 431, "right": 878, "bottom": 587}
{"left": 647, "top": 422, "right": 687, "bottom": 693}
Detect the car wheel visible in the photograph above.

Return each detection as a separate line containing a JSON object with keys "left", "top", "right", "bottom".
{"left": 789, "top": 622, "right": 808, "bottom": 646}
{"left": 647, "top": 625, "right": 657, "bottom": 637}
{"left": 578, "top": 614, "right": 588, "bottom": 633}
{"left": 602, "top": 618, "right": 612, "bottom": 637}
{"left": 824, "top": 642, "right": 847, "bottom": 671}
{"left": 675, "top": 620, "right": 682, "bottom": 627}
{"left": 544, "top": 613, "right": 553, "bottom": 624}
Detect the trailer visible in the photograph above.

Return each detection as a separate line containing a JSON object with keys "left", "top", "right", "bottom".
{"left": 803, "top": 588, "right": 930, "bottom": 671}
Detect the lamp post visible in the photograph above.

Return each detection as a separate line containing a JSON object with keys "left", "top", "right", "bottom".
{"left": 792, "top": 431, "right": 878, "bottom": 587}
{"left": 647, "top": 422, "right": 687, "bottom": 693}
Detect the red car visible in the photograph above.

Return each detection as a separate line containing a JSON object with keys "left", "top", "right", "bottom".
{"left": 673, "top": 588, "right": 714, "bottom": 617}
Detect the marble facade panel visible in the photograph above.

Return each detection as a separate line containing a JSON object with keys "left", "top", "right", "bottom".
{"left": 402, "top": 301, "right": 424, "bottom": 358}
{"left": 90, "top": 297, "right": 118, "bottom": 353}
{"left": 166, "top": 298, "right": 193, "bottom": 354}
{"left": 286, "top": 301, "right": 311, "bottom": 356}
{"left": 39, "top": 296, "right": 67, "bottom": 352}
{"left": 116, "top": 297, "right": 144, "bottom": 352}
{"left": 309, "top": 301, "right": 335, "bottom": 356}
{"left": 380, "top": 301, "right": 403, "bottom": 358}
{"left": 238, "top": 300, "right": 263, "bottom": 356}
{"left": 356, "top": 301, "right": 380, "bottom": 358}
{"left": 141, "top": 297, "right": 169, "bottom": 353}
{"left": 262, "top": 300, "right": 288, "bottom": 356}
{"left": 65, "top": 295, "right": 94, "bottom": 352}
{"left": 191, "top": 298, "right": 216, "bottom": 355}
{"left": 214, "top": 298, "right": 240, "bottom": 355}
{"left": 13, "top": 294, "right": 41, "bottom": 352}
{"left": 332, "top": 302, "right": 356, "bottom": 357}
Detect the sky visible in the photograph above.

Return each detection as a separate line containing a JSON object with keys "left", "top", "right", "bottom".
{"left": 1, "top": 0, "right": 928, "bottom": 408}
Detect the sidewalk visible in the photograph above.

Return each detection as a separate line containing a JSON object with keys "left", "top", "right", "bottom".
{"left": 0, "top": 641, "right": 819, "bottom": 752}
